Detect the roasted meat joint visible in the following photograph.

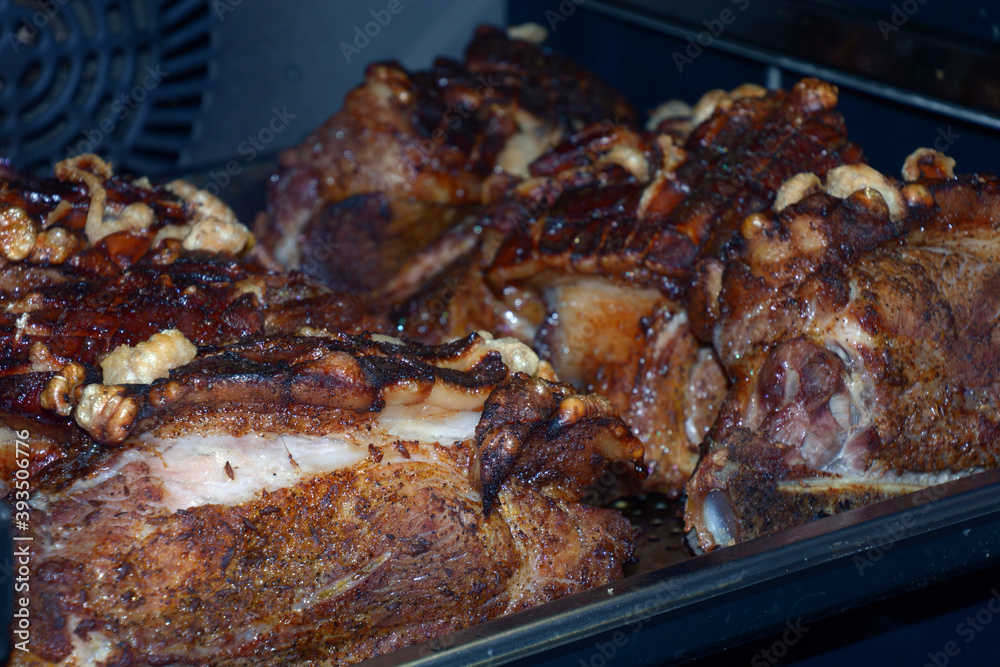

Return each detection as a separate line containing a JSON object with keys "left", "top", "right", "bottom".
{"left": 0, "top": 154, "right": 643, "bottom": 665}
{"left": 684, "top": 152, "right": 1000, "bottom": 550}
{"left": 3, "top": 16, "right": 1000, "bottom": 667}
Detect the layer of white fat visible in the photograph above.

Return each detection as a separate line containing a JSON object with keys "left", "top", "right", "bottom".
{"left": 776, "top": 467, "right": 984, "bottom": 495}
{"left": 907, "top": 235, "right": 1000, "bottom": 263}
{"left": 66, "top": 612, "right": 270, "bottom": 666}
{"left": 683, "top": 350, "right": 718, "bottom": 447}
{"left": 59, "top": 405, "right": 482, "bottom": 512}
{"left": 653, "top": 311, "right": 688, "bottom": 356}
{"left": 59, "top": 433, "right": 366, "bottom": 512}
{"left": 497, "top": 110, "right": 561, "bottom": 178}
{"left": 822, "top": 318, "right": 875, "bottom": 363}
{"left": 379, "top": 403, "right": 479, "bottom": 444}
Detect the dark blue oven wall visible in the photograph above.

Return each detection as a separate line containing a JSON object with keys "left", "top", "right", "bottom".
{"left": 509, "top": 0, "right": 1000, "bottom": 176}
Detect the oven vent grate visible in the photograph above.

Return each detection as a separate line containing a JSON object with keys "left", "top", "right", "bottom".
{"left": 0, "top": 0, "right": 217, "bottom": 175}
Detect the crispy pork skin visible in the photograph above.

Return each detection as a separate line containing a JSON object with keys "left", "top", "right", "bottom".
{"left": 257, "top": 24, "right": 634, "bottom": 290}
{"left": 0, "top": 155, "right": 387, "bottom": 491}
{"left": 0, "top": 155, "right": 387, "bottom": 377}
{"left": 387, "top": 79, "right": 863, "bottom": 494}
{"left": 685, "top": 153, "right": 1000, "bottom": 550}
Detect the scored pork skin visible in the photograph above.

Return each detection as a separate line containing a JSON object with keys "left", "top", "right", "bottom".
{"left": 257, "top": 24, "right": 634, "bottom": 290}
{"left": 0, "top": 154, "right": 387, "bottom": 491}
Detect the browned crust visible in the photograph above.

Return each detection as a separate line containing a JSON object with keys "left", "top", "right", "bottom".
{"left": 686, "top": 168, "right": 1000, "bottom": 551}
{"left": 29, "top": 457, "right": 633, "bottom": 665}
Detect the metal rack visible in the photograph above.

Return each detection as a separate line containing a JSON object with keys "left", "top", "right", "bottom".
{"left": 584, "top": 0, "right": 1000, "bottom": 129}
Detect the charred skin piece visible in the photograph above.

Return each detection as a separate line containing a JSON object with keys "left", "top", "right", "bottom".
{"left": 485, "top": 79, "right": 864, "bottom": 297}
{"left": 685, "top": 152, "right": 1000, "bottom": 551}
{"left": 389, "top": 79, "right": 863, "bottom": 494}
{"left": 24, "top": 332, "right": 643, "bottom": 666}
{"left": 258, "top": 24, "right": 635, "bottom": 291}
{"left": 0, "top": 155, "right": 386, "bottom": 375}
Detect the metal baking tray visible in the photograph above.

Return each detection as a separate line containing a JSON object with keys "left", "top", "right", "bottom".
{"left": 176, "top": 3, "right": 1000, "bottom": 655}
{"left": 581, "top": 0, "right": 1000, "bottom": 129}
